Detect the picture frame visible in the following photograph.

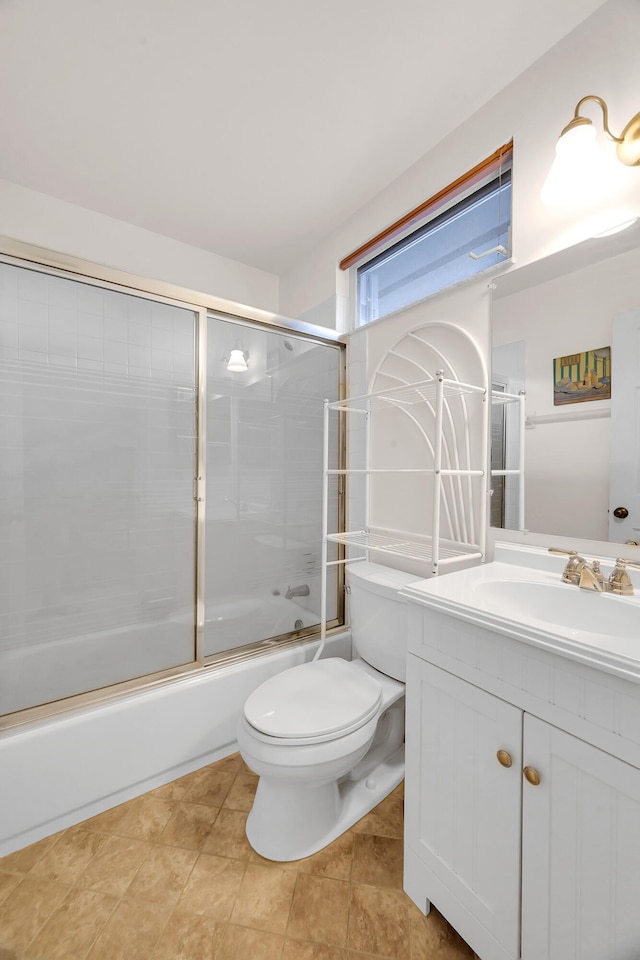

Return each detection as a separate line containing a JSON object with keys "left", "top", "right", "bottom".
{"left": 553, "top": 346, "right": 611, "bottom": 406}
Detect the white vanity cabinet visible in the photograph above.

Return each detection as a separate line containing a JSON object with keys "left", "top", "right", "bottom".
{"left": 403, "top": 600, "right": 640, "bottom": 960}
{"left": 520, "top": 715, "right": 640, "bottom": 960}
{"left": 405, "top": 657, "right": 522, "bottom": 960}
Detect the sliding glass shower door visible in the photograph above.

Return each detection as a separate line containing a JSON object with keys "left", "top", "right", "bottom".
{"left": 0, "top": 262, "right": 343, "bottom": 722}
{"left": 0, "top": 264, "right": 198, "bottom": 715}
{"left": 204, "top": 315, "right": 342, "bottom": 657}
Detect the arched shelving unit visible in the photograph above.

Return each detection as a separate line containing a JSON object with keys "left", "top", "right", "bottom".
{"left": 315, "top": 320, "right": 513, "bottom": 655}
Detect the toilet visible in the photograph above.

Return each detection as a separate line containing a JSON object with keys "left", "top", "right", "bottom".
{"left": 237, "top": 561, "right": 418, "bottom": 861}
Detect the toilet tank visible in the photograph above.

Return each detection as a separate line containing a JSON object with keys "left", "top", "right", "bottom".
{"left": 346, "top": 562, "right": 421, "bottom": 682}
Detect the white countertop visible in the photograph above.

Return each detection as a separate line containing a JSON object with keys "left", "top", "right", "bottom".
{"left": 401, "top": 557, "right": 640, "bottom": 684}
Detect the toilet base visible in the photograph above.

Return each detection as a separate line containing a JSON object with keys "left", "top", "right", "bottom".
{"left": 245, "top": 744, "right": 404, "bottom": 861}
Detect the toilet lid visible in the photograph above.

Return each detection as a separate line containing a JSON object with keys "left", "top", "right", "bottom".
{"left": 244, "top": 659, "right": 383, "bottom": 739}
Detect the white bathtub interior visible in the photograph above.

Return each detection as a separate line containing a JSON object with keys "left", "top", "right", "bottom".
{"left": 173, "top": 593, "right": 318, "bottom": 655}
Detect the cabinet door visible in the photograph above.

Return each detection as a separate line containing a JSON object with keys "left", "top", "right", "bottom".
{"left": 522, "top": 715, "right": 640, "bottom": 960}
{"left": 405, "top": 657, "right": 522, "bottom": 957}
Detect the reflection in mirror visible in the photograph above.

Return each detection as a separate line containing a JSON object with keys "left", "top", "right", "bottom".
{"left": 491, "top": 222, "right": 640, "bottom": 545}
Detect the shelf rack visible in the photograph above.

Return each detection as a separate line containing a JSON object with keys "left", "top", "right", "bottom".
{"left": 316, "top": 372, "right": 489, "bottom": 656}
{"left": 490, "top": 388, "right": 526, "bottom": 531}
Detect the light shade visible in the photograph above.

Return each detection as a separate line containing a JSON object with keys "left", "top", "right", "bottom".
{"left": 540, "top": 122, "right": 598, "bottom": 206}
{"left": 227, "top": 348, "right": 248, "bottom": 372}
{"left": 541, "top": 95, "right": 640, "bottom": 207}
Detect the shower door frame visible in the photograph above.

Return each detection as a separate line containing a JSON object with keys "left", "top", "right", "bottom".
{"left": 200, "top": 309, "right": 347, "bottom": 668}
{"left": 0, "top": 237, "right": 345, "bottom": 731}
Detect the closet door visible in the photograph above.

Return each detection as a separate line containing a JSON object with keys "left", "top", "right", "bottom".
{"left": 405, "top": 657, "right": 522, "bottom": 958}
{"left": 521, "top": 715, "right": 640, "bottom": 960}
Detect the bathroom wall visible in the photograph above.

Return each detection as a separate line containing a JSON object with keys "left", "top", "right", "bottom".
{"left": 0, "top": 179, "right": 279, "bottom": 314}
{"left": 279, "top": 0, "right": 640, "bottom": 327}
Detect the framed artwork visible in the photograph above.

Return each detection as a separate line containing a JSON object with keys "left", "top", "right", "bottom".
{"left": 553, "top": 345, "right": 611, "bottom": 405}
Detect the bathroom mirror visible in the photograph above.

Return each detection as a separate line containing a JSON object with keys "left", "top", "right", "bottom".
{"left": 490, "top": 221, "right": 640, "bottom": 545}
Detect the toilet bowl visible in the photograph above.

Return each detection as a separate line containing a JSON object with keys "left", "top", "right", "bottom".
{"left": 237, "top": 562, "right": 418, "bottom": 861}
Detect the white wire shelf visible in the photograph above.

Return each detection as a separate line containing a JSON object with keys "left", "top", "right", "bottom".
{"left": 326, "top": 468, "right": 485, "bottom": 476}
{"left": 491, "top": 390, "right": 524, "bottom": 405}
{"left": 317, "top": 366, "right": 490, "bottom": 659}
{"left": 325, "top": 530, "right": 482, "bottom": 564}
{"left": 328, "top": 376, "right": 486, "bottom": 413}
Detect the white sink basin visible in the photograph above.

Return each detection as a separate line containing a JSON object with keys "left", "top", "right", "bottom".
{"left": 401, "top": 557, "right": 640, "bottom": 680}
{"left": 472, "top": 578, "right": 640, "bottom": 640}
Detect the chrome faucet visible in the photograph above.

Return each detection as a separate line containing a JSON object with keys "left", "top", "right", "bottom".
{"left": 549, "top": 548, "right": 640, "bottom": 595}
{"left": 285, "top": 584, "right": 310, "bottom": 600}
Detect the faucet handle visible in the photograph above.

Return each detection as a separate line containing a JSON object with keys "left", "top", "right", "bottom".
{"left": 608, "top": 558, "right": 640, "bottom": 595}
{"left": 548, "top": 547, "right": 585, "bottom": 585}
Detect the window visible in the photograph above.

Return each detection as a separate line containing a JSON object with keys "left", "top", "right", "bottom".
{"left": 345, "top": 144, "right": 512, "bottom": 327}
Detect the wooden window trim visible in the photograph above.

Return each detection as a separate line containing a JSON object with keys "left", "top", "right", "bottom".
{"left": 339, "top": 140, "right": 513, "bottom": 272}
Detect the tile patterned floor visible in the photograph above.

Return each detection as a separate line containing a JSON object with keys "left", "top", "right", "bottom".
{"left": 0, "top": 753, "right": 474, "bottom": 959}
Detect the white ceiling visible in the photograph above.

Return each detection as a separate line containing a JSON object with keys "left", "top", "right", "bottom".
{"left": 0, "top": 0, "right": 607, "bottom": 276}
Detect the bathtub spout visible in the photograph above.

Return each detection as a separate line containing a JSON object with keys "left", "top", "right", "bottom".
{"left": 285, "top": 584, "right": 310, "bottom": 600}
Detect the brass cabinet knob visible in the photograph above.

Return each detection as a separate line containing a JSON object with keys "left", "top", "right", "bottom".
{"left": 523, "top": 766, "right": 541, "bottom": 786}
{"left": 496, "top": 750, "right": 513, "bottom": 768}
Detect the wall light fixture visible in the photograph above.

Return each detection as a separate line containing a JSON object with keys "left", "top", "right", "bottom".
{"left": 541, "top": 95, "right": 640, "bottom": 206}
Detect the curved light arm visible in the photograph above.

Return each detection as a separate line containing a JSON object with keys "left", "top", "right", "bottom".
{"left": 567, "top": 95, "right": 622, "bottom": 143}
{"left": 560, "top": 94, "right": 640, "bottom": 166}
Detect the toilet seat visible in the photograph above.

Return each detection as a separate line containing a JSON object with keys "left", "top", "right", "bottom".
{"left": 244, "top": 658, "right": 382, "bottom": 744}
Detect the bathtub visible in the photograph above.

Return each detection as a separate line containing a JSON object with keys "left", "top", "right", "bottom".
{"left": 0, "top": 594, "right": 317, "bottom": 717}
{"left": 0, "top": 625, "right": 351, "bottom": 856}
